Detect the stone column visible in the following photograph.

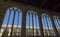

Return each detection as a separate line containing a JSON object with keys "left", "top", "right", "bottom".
{"left": 0, "top": 10, "right": 5, "bottom": 32}
{"left": 21, "top": 8, "right": 26, "bottom": 37}
{"left": 37, "top": 13, "right": 44, "bottom": 36}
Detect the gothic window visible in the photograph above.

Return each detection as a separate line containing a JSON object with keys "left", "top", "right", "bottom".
{"left": 53, "top": 16, "right": 60, "bottom": 35}
{"left": 2, "top": 7, "right": 22, "bottom": 36}
{"left": 41, "top": 13, "right": 55, "bottom": 36}
{"left": 26, "top": 11, "right": 40, "bottom": 36}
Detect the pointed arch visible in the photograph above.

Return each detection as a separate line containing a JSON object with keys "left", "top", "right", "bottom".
{"left": 41, "top": 13, "right": 55, "bottom": 36}
{"left": 1, "top": 7, "right": 22, "bottom": 36}
{"left": 26, "top": 10, "right": 40, "bottom": 36}
{"left": 53, "top": 16, "right": 60, "bottom": 35}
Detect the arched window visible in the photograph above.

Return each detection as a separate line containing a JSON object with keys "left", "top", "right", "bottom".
{"left": 26, "top": 11, "right": 40, "bottom": 36}
{"left": 53, "top": 16, "right": 60, "bottom": 35}
{"left": 41, "top": 13, "right": 55, "bottom": 36}
{"left": 1, "top": 7, "right": 22, "bottom": 36}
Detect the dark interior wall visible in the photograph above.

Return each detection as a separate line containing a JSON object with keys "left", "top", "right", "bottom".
{"left": 0, "top": 1, "right": 60, "bottom": 36}
{"left": 0, "top": 0, "right": 60, "bottom": 24}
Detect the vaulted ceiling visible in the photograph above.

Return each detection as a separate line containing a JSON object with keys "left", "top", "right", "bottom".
{"left": 9, "top": 0, "right": 60, "bottom": 13}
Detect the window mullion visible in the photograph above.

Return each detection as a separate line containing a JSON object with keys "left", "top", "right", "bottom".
{"left": 43, "top": 15, "right": 46, "bottom": 29}
{"left": 44, "top": 15, "right": 48, "bottom": 36}
{"left": 35, "top": 14, "right": 39, "bottom": 36}
{"left": 28, "top": 12, "right": 30, "bottom": 36}
{"left": 31, "top": 12, "right": 34, "bottom": 36}
{"left": 16, "top": 11, "right": 19, "bottom": 36}
{"left": 45, "top": 15, "right": 50, "bottom": 36}
{"left": 10, "top": 10, "right": 16, "bottom": 36}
